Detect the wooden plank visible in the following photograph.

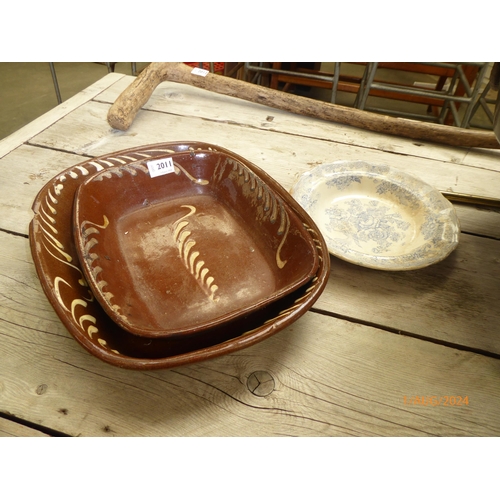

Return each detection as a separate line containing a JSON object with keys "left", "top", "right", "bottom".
{"left": 462, "top": 147, "right": 500, "bottom": 174}
{"left": 1, "top": 156, "right": 497, "bottom": 356}
{"left": 5, "top": 158, "right": 496, "bottom": 356}
{"left": 95, "top": 77, "right": 500, "bottom": 171}
{"left": 23, "top": 99, "right": 500, "bottom": 243}
{"left": 0, "top": 72, "right": 126, "bottom": 160}
{"left": 0, "top": 233, "right": 499, "bottom": 437}
{"left": 27, "top": 100, "right": 500, "bottom": 201}
{"left": 453, "top": 205, "right": 500, "bottom": 239}
{"left": 315, "top": 232, "right": 500, "bottom": 356}
{"left": 2, "top": 151, "right": 499, "bottom": 243}
{"left": 0, "top": 417, "right": 49, "bottom": 437}
{"left": 4, "top": 180, "right": 498, "bottom": 357}
{"left": 0, "top": 145, "right": 89, "bottom": 234}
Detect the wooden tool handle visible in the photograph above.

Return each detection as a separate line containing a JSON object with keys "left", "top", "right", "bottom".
{"left": 107, "top": 63, "right": 169, "bottom": 131}
{"left": 107, "top": 62, "right": 500, "bottom": 149}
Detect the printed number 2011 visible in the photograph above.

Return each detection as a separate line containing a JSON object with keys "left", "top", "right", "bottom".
{"left": 147, "top": 157, "right": 174, "bottom": 178}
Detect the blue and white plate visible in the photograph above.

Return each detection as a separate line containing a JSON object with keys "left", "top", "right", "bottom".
{"left": 290, "top": 160, "right": 460, "bottom": 271}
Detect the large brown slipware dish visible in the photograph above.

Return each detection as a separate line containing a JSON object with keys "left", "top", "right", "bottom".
{"left": 72, "top": 149, "right": 319, "bottom": 339}
{"left": 29, "top": 142, "right": 330, "bottom": 370}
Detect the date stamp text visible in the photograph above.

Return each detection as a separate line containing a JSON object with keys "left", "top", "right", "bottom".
{"left": 403, "top": 396, "right": 469, "bottom": 406}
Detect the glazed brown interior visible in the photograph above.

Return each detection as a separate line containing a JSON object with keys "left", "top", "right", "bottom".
{"left": 73, "top": 151, "right": 319, "bottom": 338}
{"left": 30, "top": 141, "right": 330, "bottom": 369}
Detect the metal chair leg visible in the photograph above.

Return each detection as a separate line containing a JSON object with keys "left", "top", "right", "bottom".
{"left": 331, "top": 62, "right": 341, "bottom": 104}
{"left": 460, "top": 63, "right": 491, "bottom": 128}
{"left": 48, "top": 63, "right": 62, "bottom": 104}
{"left": 355, "top": 62, "right": 378, "bottom": 110}
{"left": 467, "top": 80, "right": 495, "bottom": 126}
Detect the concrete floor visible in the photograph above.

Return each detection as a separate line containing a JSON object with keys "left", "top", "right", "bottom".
{"left": 0, "top": 62, "right": 150, "bottom": 140}
{"left": 0, "top": 62, "right": 496, "bottom": 141}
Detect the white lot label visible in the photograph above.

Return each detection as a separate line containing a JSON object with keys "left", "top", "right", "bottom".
{"left": 191, "top": 67, "right": 209, "bottom": 77}
{"left": 147, "top": 157, "right": 175, "bottom": 178}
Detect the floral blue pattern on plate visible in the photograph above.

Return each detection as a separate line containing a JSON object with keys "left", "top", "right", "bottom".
{"left": 290, "top": 160, "right": 460, "bottom": 271}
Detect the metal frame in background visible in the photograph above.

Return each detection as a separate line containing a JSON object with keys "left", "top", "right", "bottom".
{"left": 244, "top": 62, "right": 342, "bottom": 104}
{"left": 354, "top": 62, "right": 492, "bottom": 128}
{"left": 48, "top": 62, "right": 62, "bottom": 104}
{"left": 48, "top": 63, "right": 138, "bottom": 105}
{"left": 466, "top": 79, "right": 498, "bottom": 129}
{"left": 242, "top": 62, "right": 494, "bottom": 129}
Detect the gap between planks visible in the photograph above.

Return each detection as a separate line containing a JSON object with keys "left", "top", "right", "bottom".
{"left": 0, "top": 412, "right": 70, "bottom": 437}
{"left": 310, "top": 307, "right": 500, "bottom": 361}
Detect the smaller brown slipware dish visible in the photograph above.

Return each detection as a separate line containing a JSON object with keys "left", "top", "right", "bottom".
{"left": 72, "top": 149, "right": 319, "bottom": 339}
{"left": 29, "top": 142, "right": 330, "bottom": 370}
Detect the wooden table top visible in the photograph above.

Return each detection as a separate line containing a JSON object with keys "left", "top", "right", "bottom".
{"left": 1, "top": 72, "right": 500, "bottom": 437}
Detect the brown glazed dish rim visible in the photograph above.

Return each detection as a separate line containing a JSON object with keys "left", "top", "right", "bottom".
{"left": 72, "top": 149, "right": 319, "bottom": 339}
{"left": 29, "top": 142, "right": 330, "bottom": 370}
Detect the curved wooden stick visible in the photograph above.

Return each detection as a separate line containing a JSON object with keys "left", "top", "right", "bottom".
{"left": 107, "top": 62, "right": 500, "bottom": 149}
